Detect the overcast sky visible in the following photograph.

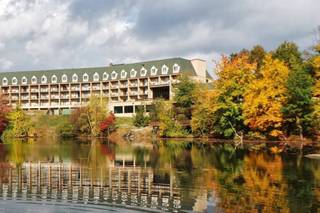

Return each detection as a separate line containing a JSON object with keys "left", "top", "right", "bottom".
{"left": 0, "top": 0, "right": 319, "bottom": 72}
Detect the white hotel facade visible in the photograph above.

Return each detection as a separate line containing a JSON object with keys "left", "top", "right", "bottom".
{"left": 0, "top": 58, "right": 211, "bottom": 116}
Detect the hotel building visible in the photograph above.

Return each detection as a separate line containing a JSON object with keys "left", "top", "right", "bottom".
{"left": 0, "top": 58, "right": 211, "bottom": 116}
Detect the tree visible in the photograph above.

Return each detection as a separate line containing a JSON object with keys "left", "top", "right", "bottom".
{"left": 133, "top": 107, "right": 150, "bottom": 127}
{"left": 312, "top": 55, "right": 320, "bottom": 131}
{"left": 243, "top": 54, "right": 289, "bottom": 138}
{"left": 7, "top": 106, "right": 32, "bottom": 138}
{"left": 0, "top": 94, "right": 10, "bottom": 136}
{"left": 174, "top": 75, "right": 196, "bottom": 108}
{"left": 70, "top": 95, "right": 109, "bottom": 136}
{"left": 249, "top": 45, "right": 266, "bottom": 71}
{"left": 86, "top": 95, "right": 108, "bottom": 136}
{"left": 209, "top": 53, "right": 256, "bottom": 139}
{"left": 100, "top": 112, "right": 116, "bottom": 136}
{"left": 282, "top": 65, "right": 314, "bottom": 139}
{"left": 273, "top": 41, "right": 303, "bottom": 69}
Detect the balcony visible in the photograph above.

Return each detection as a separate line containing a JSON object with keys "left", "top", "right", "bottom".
{"left": 129, "top": 91, "right": 138, "bottom": 96}
{"left": 81, "top": 87, "right": 90, "bottom": 91}
{"left": 40, "top": 88, "right": 49, "bottom": 92}
{"left": 30, "top": 88, "right": 39, "bottom": 93}
{"left": 40, "top": 95, "right": 49, "bottom": 100}
{"left": 11, "top": 89, "right": 19, "bottom": 93}
{"left": 50, "top": 88, "right": 59, "bottom": 92}
{"left": 51, "top": 95, "right": 60, "bottom": 99}
{"left": 21, "top": 96, "right": 29, "bottom": 100}
{"left": 92, "top": 86, "right": 101, "bottom": 90}
{"left": 71, "top": 86, "right": 80, "bottom": 91}
{"left": 60, "top": 95, "right": 69, "bottom": 99}
{"left": 11, "top": 96, "right": 19, "bottom": 101}
{"left": 31, "top": 96, "right": 38, "bottom": 100}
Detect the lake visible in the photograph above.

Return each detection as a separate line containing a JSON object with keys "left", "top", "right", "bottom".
{"left": 0, "top": 139, "right": 319, "bottom": 212}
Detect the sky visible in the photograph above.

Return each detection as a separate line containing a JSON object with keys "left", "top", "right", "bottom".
{"left": 0, "top": 0, "right": 319, "bottom": 72}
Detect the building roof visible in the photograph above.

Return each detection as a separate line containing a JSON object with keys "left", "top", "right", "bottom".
{"left": 0, "top": 57, "right": 196, "bottom": 86}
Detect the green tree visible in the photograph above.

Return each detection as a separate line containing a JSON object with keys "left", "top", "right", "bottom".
{"left": 282, "top": 65, "right": 314, "bottom": 138}
{"left": 133, "top": 107, "right": 150, "bottom": 127}
{"left": 249, "top": 45, "right": 266, "bottom": 71}
{"left": 174, "top": 75, "right": 196, "bottom": 108}
{"left": 273, "top": 41, "right": 303, "bottom": 69}
{"left": 86, "top": 95, "right": 108, "bottom": 136}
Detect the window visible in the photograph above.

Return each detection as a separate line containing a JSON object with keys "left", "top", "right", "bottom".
{"left": 140, "top": 67, "right": 147, "bottom": 76}
{"left": 83, "top": 73, "right": 89, "bottom": 82}
{"left": 51, "top": 75, "right": 57, "bottom": 83}
{"left": 93, "top": 72, "right": 99, "bottom": 81}
{"left": 2, "top": 77, "right": 8, "bottom": 86}
{"left": 130, "top": 69, "right": 137, "bottom": 78}
{"left": 12, "top": 77, "right": 18, "bottom": 85}
{"left": 62, "top": 74, "right": 68, "bottom": 83}
{"left": 151, "top": 66, "right": 157, "bottom": 75}
{"left": 161, "top": 65, "right": 169, "bottom": 75}
{"left": 72, "top": 74, "right": 78, "bottom": 83}
{"left": 173, "top": 64, "right": 180, "bottom": 73}
{"left": 111, "top": 71, "right": 117, "bottom": 80}
{"left": 21, "top": 76, "right": 27, "bottom": 85}
{"left": 41, "top": 75, "right": 47, "bottom": 84}
{"left": 103, "top": 72, "right": 109, "bottom": 80}
{"left": 121, "top": 70, "right": 127, "bottom": 79}
{"left": 31, "top": 76, "right": 37, "bottom": 84}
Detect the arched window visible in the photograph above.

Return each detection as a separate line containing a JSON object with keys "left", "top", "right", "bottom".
{"left": 31, "top": 76, "right": 37, "bottom": 84}
{"left": 93, "top": 72, "right": 99, "bottom": 81}
{"left": 130, "top": 69, "right": 137, "bottom": 78}
{"left": 140, "top": 67, "right": 147, "bottom": 77}
{"left": 173, "top": 63, "right": 180, "bottom": 73}
{"left": 51, "top": 75, "right": 57, "bottom": 83}
{"left": 111, "top": 71, "right": 117, "bottom": 80}
{"left": 103, "top": 72, "right": 109, "bottom": 80}
{"left": 151, "top": 66, "right": 157, "bottom": 75}
{"left": 41, "top": 75, "right": 47, "bottom": 84}
{"left": 83, "top": 73, "right": 89, "bottom": 82}
{"left": 120, "top": 70, "right": 127, "bottom": 79}
{"left": 12, "top": 77, "right": 18, "bottom": 85}
{"left": 72, "top": 74, "right": 78, "bottom": 83}
{"left": 161, "top": 65, "right": 169, "bottom": 75}
{"left": 61, "top": 74, "right": 68, "bottom": 83}
{"left": 21, "top": 76, "right": 28, "bottom": 85}
{"left": 2, "top": 77, "right": 8, "bottom": 86}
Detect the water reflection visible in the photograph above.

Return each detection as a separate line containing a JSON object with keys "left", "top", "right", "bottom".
{"left": 0, "top": 139, "right": 319, "bottom": 212}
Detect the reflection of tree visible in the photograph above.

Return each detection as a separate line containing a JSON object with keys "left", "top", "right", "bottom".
{"left": 282, "top": 155, "right": 320, "bottom": 212}
{"left": 9, "top": 140, "right": 25, "bottom": 167}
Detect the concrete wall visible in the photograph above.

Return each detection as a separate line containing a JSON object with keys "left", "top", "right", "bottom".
{"left": 190, "top": 59, "right": 207, "bottom": 83}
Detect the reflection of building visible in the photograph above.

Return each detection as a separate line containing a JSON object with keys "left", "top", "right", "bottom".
{"left": 0, "top": 162, "right": 181, "bottom": 211}
{"left": 0, "top": 58, "right": 212, "bottom": 116}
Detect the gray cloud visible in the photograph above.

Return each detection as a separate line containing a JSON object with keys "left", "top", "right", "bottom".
{"left": 0, "top": 0, "right": 319, "bottom": 72}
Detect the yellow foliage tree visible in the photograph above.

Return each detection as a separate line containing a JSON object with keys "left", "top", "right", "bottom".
{"left": 312, "top": 56, "right": 320, "bottom": 127}
{"left": 243, "top": 54, "right": 289, "bottom": 138}
{"left": 192, "top": 53, "right": 256, "bottom": 138}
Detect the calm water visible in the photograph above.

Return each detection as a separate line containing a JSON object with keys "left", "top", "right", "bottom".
{"left": 0, "top": 139, "right": 320, "bottom": 213}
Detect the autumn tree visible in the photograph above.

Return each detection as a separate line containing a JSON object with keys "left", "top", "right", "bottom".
{"left": 243, "top": 54, "right": 289, "bottom": 138}
{"left": 7, "top": 106, "right": 32, "bottom": 138}
{"left": 312, "top": 54, "right": 320, "bottom": 132}
{"left": 0, "top": 94, "right": 10, "bottom": 136}
{"left": 196, "top": 53, "right": 256, "bottom": 138}
{"left": 100, "top": 112, "right": 116, "bottom": 136}
{"left": 70, "top": 95, "right": 109, "bottom": 136}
